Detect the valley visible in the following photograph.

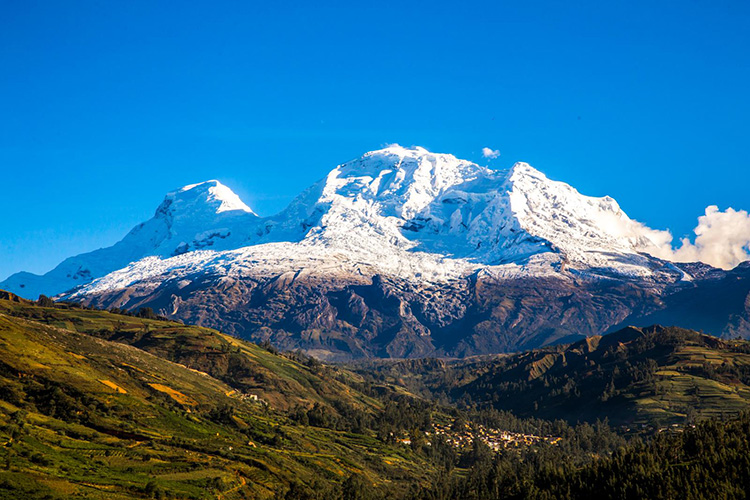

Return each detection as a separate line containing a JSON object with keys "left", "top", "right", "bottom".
{"left": 1, "top": 292, "right": 750, "bottom": 498}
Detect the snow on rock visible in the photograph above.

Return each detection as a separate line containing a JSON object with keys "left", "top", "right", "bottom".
{"left": 2, "top": 146, "right": 687, "bottom": 300}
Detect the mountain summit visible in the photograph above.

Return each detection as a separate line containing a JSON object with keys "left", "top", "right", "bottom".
{"left": 160, "top": 179, "right": 255, "bottom": 217}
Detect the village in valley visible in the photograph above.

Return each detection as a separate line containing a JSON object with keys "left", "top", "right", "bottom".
{"left": 396, "top": 421, "right": 563, "bottom": 451}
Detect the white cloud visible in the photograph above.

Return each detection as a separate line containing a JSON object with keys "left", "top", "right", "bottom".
{"left": 482, "top": 147, "right": 500, "bottom": 159}
{"left": 647, "top": 206, "right": 750, "bottom": 270}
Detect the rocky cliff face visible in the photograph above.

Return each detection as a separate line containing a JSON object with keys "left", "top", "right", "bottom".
{"left": 71, "top": 260, "right": 750, "bottom": 361}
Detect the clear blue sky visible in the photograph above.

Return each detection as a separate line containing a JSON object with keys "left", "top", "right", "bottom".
{"left": 1, "top": 0, "right": 749, "bottom": 280}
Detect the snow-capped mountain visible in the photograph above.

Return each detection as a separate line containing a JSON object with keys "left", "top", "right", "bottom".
{"left": 258, "top": 145, "right": 673, "bottom": 274}
{"left": 3, "top": 146, "right": 747, "bottom": 359}
{"left": 0, "top": 180, "right": 258, "bottom": 298}
{"left": 3, "top": 145, "right": 679, "bottom": 298}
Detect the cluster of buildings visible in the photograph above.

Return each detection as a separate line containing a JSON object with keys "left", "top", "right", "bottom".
{"left": 397, "top": 421, "right": 563, "bottom": 451}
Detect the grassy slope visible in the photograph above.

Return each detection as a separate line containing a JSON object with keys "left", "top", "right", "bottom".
{"left": 0, "top": 294, "right": 435, "bottom": 499}
{"left": 0, "top": 295, "right": 378, "bottom": 413}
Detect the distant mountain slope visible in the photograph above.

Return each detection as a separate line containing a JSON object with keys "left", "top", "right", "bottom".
{"left": 615, "top": 261, "right": 750, "bottom": 338}
{"left": 58, "top": 260, "right": 750, "bottom": 360}
{"left": 357, "top": 325, "right": 750, "bottom": 426}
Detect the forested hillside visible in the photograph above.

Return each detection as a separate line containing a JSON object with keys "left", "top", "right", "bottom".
{"left": 411, "top": 413, "right": 750, "bottom": 500}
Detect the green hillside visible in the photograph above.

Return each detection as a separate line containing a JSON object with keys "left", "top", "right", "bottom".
{"left": 358, "top": 326, "right": 750, "bottom": 427}
{"left": 0, "top": 293, "right": 382, "bottom": 413}
{"left": 0, "top": 292, "right": 437, "bottom": 499}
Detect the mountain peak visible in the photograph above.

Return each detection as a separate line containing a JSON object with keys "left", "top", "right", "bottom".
{"left": 161, "top": 180, "right": 255, "bottom": 217}
{"left": 322, "top": 145, "right": 488, "bottom": 221}
{"left": 365, "top": 144, "right": 430, "bottom": 158}
{"left": 0, "top": 179, "right": 260, "bottom": 299}
{"left": 358, "top": 145, "right": 476, "bottom": 172}
{"left": 508, "top": 161, "right": 545, "bottom": 179}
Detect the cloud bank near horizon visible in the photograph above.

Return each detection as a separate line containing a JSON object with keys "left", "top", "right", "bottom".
{"left": 648, "top": 206, "right": 750, "bottom": 270}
